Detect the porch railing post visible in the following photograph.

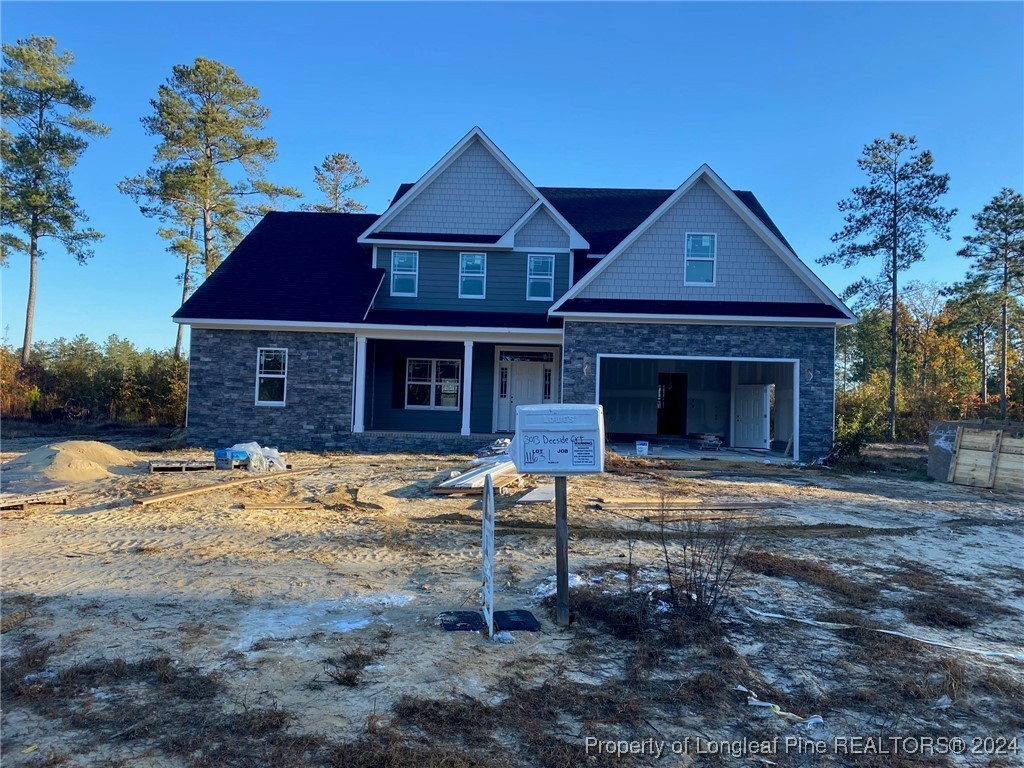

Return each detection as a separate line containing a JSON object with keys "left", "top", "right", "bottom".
{"left": 462, "top": 340, "right": 474, "bottom": 436}
{"left": 353, "top": 335, "right": 367, "bottom": 433}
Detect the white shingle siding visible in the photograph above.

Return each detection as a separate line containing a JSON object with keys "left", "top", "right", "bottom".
{"left": 577, "top": 180, "right": 822, "bottom": 304}
{"left": 384, "top": 139, "right": 536, "bottom": 235}
{"left": 514, "top": 208, "right": 570, "bottom": 249}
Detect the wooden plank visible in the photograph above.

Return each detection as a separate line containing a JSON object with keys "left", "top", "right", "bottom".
{"left": 644, "top": 512, "right": 760, "bottom": 523}
{"left": 589, "top": 496, "right": 703, "bottom": 506}
{"left": 993, "top": 451, "right": 1024, "bottom": 492}
{"left": 591, "top": 501, "right": 785, "bottom": 512}
{"left": 986, "top": 430, "right": 1004, "bottom": 488}
{"left": 149, "top": 460, "right": 216, "bottom": 473}
{"left": 133, "top": 467, "right": 320, "bottom": 506}
{"left": 438, "top": 460, "right": 515, "bottom": 489}
{"left": 947, "top": 427, "right": 964, "bottom": 483}
{"left": 518, "top": 485, "right": 556, "bottom": 504}
{"left": 959, "top": 429, "right": 1000, "bottom": 451}
{"left": 0, "top": 488, "right": 69, "bottom": 510}
{"left": 241, "top": 502, "right": 319, "bottom": 510}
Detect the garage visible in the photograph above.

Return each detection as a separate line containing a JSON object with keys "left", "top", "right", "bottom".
{"left": 596, "top": 355, "right": 798, "bottom": 456}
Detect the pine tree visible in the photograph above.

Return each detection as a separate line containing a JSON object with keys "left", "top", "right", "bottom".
{"left": 0, "top": 35, "right": 109, "bottom": 365}
{"left": 302, "top": 152, "right": 368, "bottom": 213}
{"left": 819, "top": 133, "right": 955, "bottom": 441}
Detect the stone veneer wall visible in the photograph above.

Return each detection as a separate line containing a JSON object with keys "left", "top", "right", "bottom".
{"left": 561, "top": 322, "right": 836, "bottom": 460}
{"left": 187, "top": 329, "right": 355, "bottom": 451}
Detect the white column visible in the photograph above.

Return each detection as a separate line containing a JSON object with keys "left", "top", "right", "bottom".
{"left": 353, "top": 335, "right": 367, "bottom": 433}
{"left": 461, "top": 340, "right": 474, "bottom": 436}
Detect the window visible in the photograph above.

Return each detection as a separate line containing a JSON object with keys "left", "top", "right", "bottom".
{"left": 527, "top": 254, "right": 554, "bottom": 300}
{"left": 406, "top": 358, "right": 461, "bottom": 410}
{"left": 391, "top": 250, "right": 418, "bottom": 296}
{"left": 459, "top": 252, "right": 486, "bottom": 299}
{"left": 256, "top": 348, "right": 287, "bottom": 406}
{"left": 684, "top": 233, "right": 716, "bottom": 285}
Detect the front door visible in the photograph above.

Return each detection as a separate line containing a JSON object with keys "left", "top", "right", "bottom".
{"left": 497, "top": 361, "right": 545, "bottom": 431}
{"left": 734, "top": 384, "right": 770, "bottom": 449}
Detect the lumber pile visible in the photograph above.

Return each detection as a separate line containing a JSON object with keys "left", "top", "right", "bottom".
{"left": 947, "top": 427, "right": 1023, "bottom": 491}
{"left": 149, "top": 459, "right": 216, "bottom": 473}
{"left": 0, "top": 486, "right": 69, "bottom": 511}
{"left": 433, "top": 457, "right": 520, "bottom": 496}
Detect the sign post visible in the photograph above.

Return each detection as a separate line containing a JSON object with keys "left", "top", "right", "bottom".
{"left": 481, "top": 474, "right": 495, "bottom": 637}
{"left": 509, "top": 404, "right": 605, "bottom": 627}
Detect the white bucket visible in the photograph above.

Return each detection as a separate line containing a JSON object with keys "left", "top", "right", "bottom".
{"left": 635, "top": 441, "right": 649, "bottom": 456}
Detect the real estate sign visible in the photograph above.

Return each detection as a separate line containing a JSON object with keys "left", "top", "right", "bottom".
{"left": 510, "top": 404, "right": 605, "bottom": 475}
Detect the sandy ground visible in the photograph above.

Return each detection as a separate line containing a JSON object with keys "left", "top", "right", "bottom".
{"left": 1, "top": 439, "right": 1022, "bottom": 767}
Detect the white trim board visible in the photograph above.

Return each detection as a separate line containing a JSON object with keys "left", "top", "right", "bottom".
{"left": 549, "top": 164, "right": 854, "bottom": 321}
{"left": 551, "top": 312, "right": 851, "bottom": 327}
{"left": 358, "top": 127, "right": 588, "bottom": 249}
{"left": 594, "top": 353, "right": 800, "bottom": 462}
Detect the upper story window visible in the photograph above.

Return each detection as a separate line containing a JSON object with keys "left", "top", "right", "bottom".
{"left": 459, "top": 252, "right": 486, "bottom": 299}
{"left": 684, "top": 234, "right": 716, "bottom": 286}
{"left": 391, "top": 250, "right": 419, "bottom": 296}
{"left": 527, "top": 254, "right": 554, "bottom": 301}
{"left": 256, "top": 348, "right": 287, "bottom": 406}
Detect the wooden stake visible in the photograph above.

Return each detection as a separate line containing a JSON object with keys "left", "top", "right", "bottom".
{"left": 133, "top": 467, "right": 319, "bottom": 506}
{"left": 555, "top": 475, "right": 569, "bottom": 627}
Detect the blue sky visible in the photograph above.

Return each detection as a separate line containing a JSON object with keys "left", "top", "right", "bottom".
{"left": 2, "top": 1, "right": 1021, "bottom": 353}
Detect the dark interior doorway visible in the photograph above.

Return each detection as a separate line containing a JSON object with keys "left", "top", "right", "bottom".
{"left": 657, "top": 373, "right": 687, "bottom": 436}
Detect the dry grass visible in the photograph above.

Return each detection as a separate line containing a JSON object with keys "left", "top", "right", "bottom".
{"left": 890, "top": 558, "right": 1010, "bottom": 628}
{"left": 739, "top": 550, "right": 876, "bottom": 607}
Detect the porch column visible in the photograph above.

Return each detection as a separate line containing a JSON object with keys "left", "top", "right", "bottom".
{"left": 353, "top": 335, "right": 367, "bottom": 433}
{"left": 461, "top": 340, "right": 474, "bottom": 436}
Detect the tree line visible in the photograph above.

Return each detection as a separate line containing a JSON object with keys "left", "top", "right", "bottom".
{"left": 1, "top": 36, "right": 1021, "bottom": 438}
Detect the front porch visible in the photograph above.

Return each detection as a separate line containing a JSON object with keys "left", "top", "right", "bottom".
{"left": 350, "top": 330, "right": 562, "bottom": 437}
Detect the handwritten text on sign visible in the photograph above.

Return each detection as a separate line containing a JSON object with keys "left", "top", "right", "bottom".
{"left": 512, "top": 404, "right": 605, "bottom": 475}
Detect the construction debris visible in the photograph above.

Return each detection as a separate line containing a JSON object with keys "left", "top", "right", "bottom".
{"left": 133, "top": 467, "right": 319, "bottom": 506}
{"left": 241, "top": 502, "right": 319, "bottom": 510}
{"left": 517, "top": 485, "right": 556, "bottom": 504}
{"left": 0, "top": 487, "right": 70, "bottom": 511}
{"left": 433, "top": 457, "right": 519, "bottom": 496}
{"left": 149, "top": 460, "right": 216, "bottom": 473}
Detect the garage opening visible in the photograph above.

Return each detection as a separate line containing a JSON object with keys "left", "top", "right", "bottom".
{"left": 597, "top": 356, "right": 798, "bottom": 458}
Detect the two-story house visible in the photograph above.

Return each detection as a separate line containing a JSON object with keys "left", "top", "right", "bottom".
{"left": 174, "top": 127, "right": 854, "bottom": 460}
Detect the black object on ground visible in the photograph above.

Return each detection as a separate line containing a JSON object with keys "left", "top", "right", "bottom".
{"left": 436, "top": 611, "right": 485, "bottom": 632}
{"left": 493, "top": 610, "right": 541, "bottom": 632}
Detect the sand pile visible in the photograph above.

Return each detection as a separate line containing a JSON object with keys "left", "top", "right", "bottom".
{"left": 2, "top": 440, "right": 138, "bottom": 483}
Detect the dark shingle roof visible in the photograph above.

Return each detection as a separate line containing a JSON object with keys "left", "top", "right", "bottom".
{"left": 174, "top": 212, "right": 383, "bottom": 323}
{"left": 390, "top": 183, "right": 793, "bottom": 255}
{"left": 555, "top": 298, "right": 848, "bottom": 320}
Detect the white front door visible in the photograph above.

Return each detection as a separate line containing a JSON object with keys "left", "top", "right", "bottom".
{"left": 497, "top": 361, "right": 546, "bottom": 431}
{"left": 734, "top": 384, "right": 770, "bottom": 449}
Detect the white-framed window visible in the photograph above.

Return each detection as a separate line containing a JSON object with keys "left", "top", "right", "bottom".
{"left": 459, "top": 252, "right": 486, "bottom": 299}
{"left": 406, "top": 358, "right": 461, "bottom": 410}
{"left": 256, "top": 348, "right": 287, "bottom": 406}
{"left": 391, "top": 250, "right": 419, "bottom": 296}
{"left": 684, "top": 233, "right": 716, "bottom": 286}
{"left": 527, "top": 254, "right": 554, "bottom": 301}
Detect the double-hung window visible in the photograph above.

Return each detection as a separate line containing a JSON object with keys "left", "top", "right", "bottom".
{"left": 406, "top": 358, "right": 461, "bottom": 410}
{"left": 256, "top": 348, "right": 287, "bottom": 406}
{"left": 527, "top": 254, "right": 554, "bottom": 301}
{"left": 684, "top": 234, "right": 716, "bottom": 286}
{"left": 459, "top": 253, "right": 486, "bottom": 299}
{"left": 391, "top": 250, "right": 418, "bottom": 296}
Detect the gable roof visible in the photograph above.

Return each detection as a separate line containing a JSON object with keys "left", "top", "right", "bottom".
{"left": 390, "top": 183, "right": 794, "bottom": 257}
{"left": 173, "top": 212, "right": 383, "bottom": 324}
{"left": 360, "top": 127, "right": 588, "bottom": 248}
{"left": 549, "top": 164, "right": 854, "bottom": 320}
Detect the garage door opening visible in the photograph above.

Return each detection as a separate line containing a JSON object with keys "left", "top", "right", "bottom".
{"left": 597, "top": 355, "right": 798, "bottom": 459}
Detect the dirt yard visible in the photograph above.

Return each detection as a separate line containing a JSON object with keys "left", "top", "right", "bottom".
{"left": 1, "top": 437, "right": 1022, "bottom": 767}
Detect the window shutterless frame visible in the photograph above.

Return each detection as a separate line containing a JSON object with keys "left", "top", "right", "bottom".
{"left": 684, "top": 233, "right": 716, "bottom": 286}
{"left": 459, "top": 252, "right": 487, "bottom": 299}
{"left": 255, "top": 347, "right": 287, "bottom": 406}
{"left": 391, "top": 250, "right": 419, "bottom": 296}
{"left": 405, "top": 358, "right": 461, "bottom": 410}
{"left": 526, "top": 254, "right": 555, "bottom": 301}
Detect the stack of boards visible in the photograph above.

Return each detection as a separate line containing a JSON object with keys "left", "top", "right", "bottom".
{"left": 433, "top": 456, "right": 521, "bottom": 496}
